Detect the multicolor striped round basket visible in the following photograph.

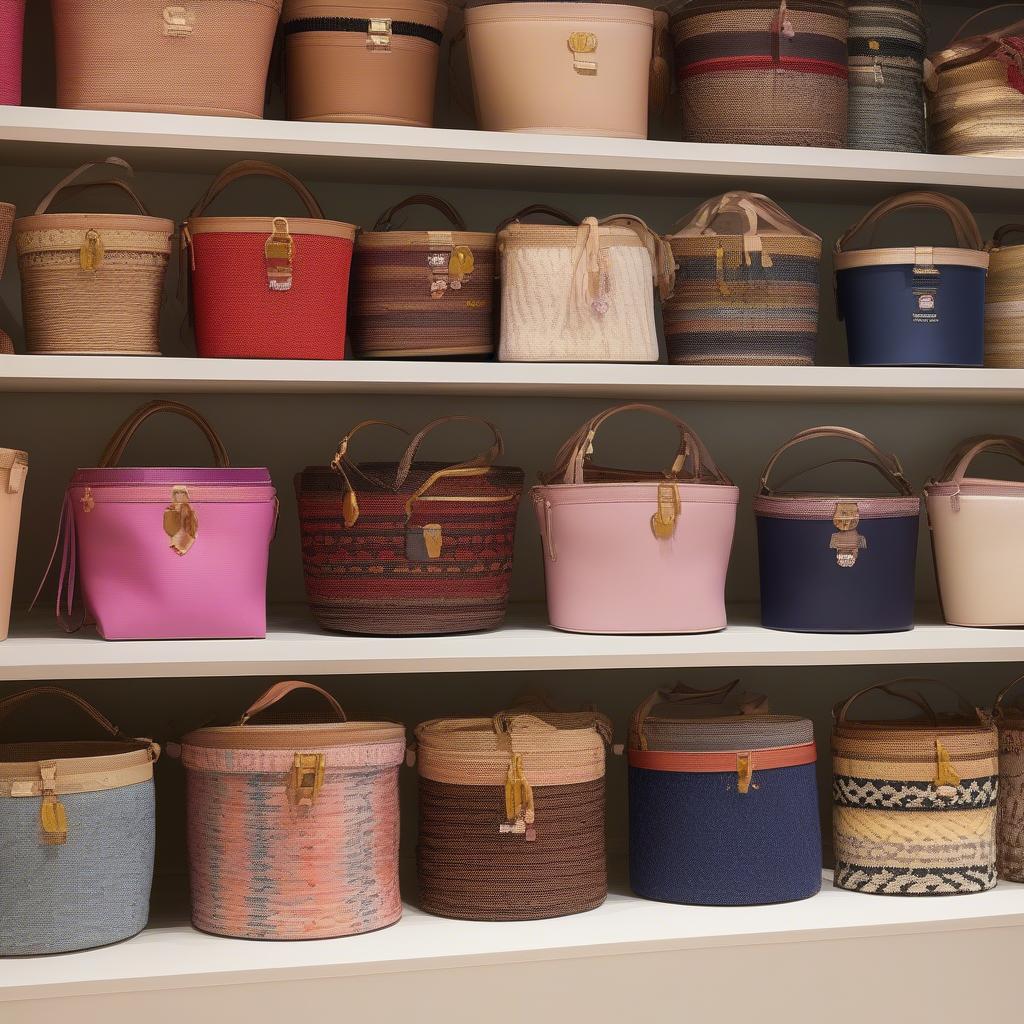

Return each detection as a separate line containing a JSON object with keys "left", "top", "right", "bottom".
{"left": 994, "top": 676, "right": 1024, "bottom": 883}
{"left": 295, "top": 415, "right": 524, "bottom": 636}
{"left": 664, "top": 191, "right": 821, "bottom": 365}
{"left": 832, "top": 679, "right": 999, "bottom": 896}
{"left": 181, "top": 680, "right": 406, "bottom": 941}
{"left": 671, "top": 0, "right": 849, "bottom": 148}
{"left": 984, "top": 223, "right": 1024, "bottom": 367}
{"left": 414, "top": 703, "right": 612, "bottom": 921}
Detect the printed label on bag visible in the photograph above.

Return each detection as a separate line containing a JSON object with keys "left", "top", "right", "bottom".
{"left": 912, "top": 288, "right": 938, "bottom": 323}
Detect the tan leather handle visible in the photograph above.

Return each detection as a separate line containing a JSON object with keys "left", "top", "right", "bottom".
{"left": 36, "top": 180, "right": 150, "bottom": 217}
{"left": 35, "top": 158, "right": 151, "bottom": 216}
{"left": 993, "top": 223, "right": 1024, "bottom": 247}
{"left": 238, "top": 680, "right": 347, "bottom": 725}
{"left": 0, "top": 686, "right": 123, "bottom": 738}
{"left": 951, "top": 4, "right": 1024, "bottom": 43}
{"left": 98, "top": 400, "right": 230, "bottom": 468}
{"left": 942, "top": 434, "right": 1024, "bottom": 484}
{"left": 330, "top": 419, "right": 410, "bottom": 473}
{"left": 393, "top": 416, "right": 504, "bottom": 489}
{"left": 373, "top": 194, "right": 467, "bottom": 232}
{"left": 187, "top": 160, "right": 324, "bottom": 220}
{"left": 600, "top": 214, "right": 677, "bottom": 300}
{"left": 835, "top": 191, "right": 984, "bottom": 254}
{"left": 834, "top": 678, "right": 982, "bottom": 726}
{"left": 495, "top": 204, "right": 578, "bottom": 233}
{"left": 629, "top": 681, "right": 768, "bottom": 749}
{"left": 758, "top": 426, "right": 912, "bottom": 496}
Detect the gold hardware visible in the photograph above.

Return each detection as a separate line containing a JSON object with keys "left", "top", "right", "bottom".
{"left": 163, "top": 5, "right": 196, "bottom": 37}
{"left": 80, "top": 229, "right": 104, "bottom": 272}
{"left": 265, "top": 217, "right": 294, "bottom": 292}
{"left": 934, "top": 740, "right": 961, "bottom": 795}
{"left": 568, "top": 31, "right": 598, "bottom": 73}
{"left": 448, "top": 245, "right": 475, "bottom": 287}
{"left": 423, "top": 523, "right": 443, "bottom": 559}
{"left": 289, "top": 752, "right": 326, "bottom": 808}
{"left": 163, "top": 485, "right": 198, "bottom": 556}
{"left": 868, "top": 39, "right": 880, "bottom": 51}
{"left": 80, "top": 487, "right": 95, "bottom": 513}
{"left": 833, "top": 502, "right": 860, "bottom": 531}
{"left": 368, "top": 17, "right": 392, "bottom": 50}
{"left": 736, "top": 752, "right": 753, "bottom": 794}
{"left": 650, "top": 482, "right": 680, "bottom": 540}
{"left": 503, "top": 753, "right": 535, "bottom": 839}
{"left": 830, "top": 531, "right": 866, "bottom": 568}
{"left": 39, "top": 763, "right": 67, "bottom": 845}
{"left": 343, "top": 488, "right": 359, "bottom": 528}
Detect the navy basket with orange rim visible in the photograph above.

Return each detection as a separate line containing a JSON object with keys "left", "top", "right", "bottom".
{"left": 295, "top": 416, "right": 524, "bottom": 635}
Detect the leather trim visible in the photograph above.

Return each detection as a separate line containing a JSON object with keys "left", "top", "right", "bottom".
{"left": 629, "top": 741, "right": 817, "bottom": 772}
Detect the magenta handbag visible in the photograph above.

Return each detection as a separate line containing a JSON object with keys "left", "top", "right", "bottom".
{"left": 36, "top": 401, "right": 277, "bottom": 640}
{"left": 532, "top": 403, "right": 739, "bottom": 634}
{"left": 0, "top": 0, "right": 25, "bottom": 106}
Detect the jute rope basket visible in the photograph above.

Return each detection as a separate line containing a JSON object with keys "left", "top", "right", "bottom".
{"left": 985, "top": 223, "right": 1024, "bottom": 367}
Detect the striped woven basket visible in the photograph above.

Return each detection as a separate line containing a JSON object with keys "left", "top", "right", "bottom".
{"left": 994, "top": 676, "right": 1024, "bottom": 882}
{"left": 414, "top": 701, "right": 612, "bottom": 921}
{"left": 847, "top": 0, "right": 927, "bottom": 152}
{"left": 984, "top": 223, "right": 1024, "bottom": 367}
{"left": 926, "top": 11, "right": 1024, "bottom": 157}
{"left": 0, "top": 687, "right": 159, "bottom": 955}
{"left": 295, "top": 416, "right": 524, "bottom": 635}
{"left": 350, "top": 194, "right": 496, "bottom": 358}
{"left": 664, "top": 191, "right": 821, "bottom": 365}
{"left": 832, "top": 680, "right": 999, "bottom": 896}
{"left": 671, "top": 0, "right": 849, "bottom": 147}
{"left": 181, "top": 680, "right": 406, "bottom": 941}
{"left": 14, "top": 158, "right": 172, "bottom": 355}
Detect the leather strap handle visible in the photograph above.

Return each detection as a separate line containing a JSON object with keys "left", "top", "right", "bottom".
{"left": 834, "top": 678, "right": 983, "bottom": 726}
{"left": 630, "top": 681, "right": 768, "bottom": 750}
{"left": 373, "top": 194, "right": 467, "bottom": 232}
{"left": 951, "top": 4, "right": 1024, "bottom": 44}
{"left": 394, "top": 416, "right": 504, "bottom": 489}
{"left": 941, "top": 434, "right": 1024, "bottom": 484}
{"left": 758, "top": 426, "right": 912, "bottom": 496}
{"left": 495, "top": 204, "right": 579, "bottom": 233}
{"left": 98, "top": 400, "right": 230, "bottom": 468}
{"left": 835, "top": 191, "right": 984, "bottom": 254}
{"left": 187, "top": 160, "right": 324, "bottom": 220}
{"left": 993, "top": 223, "right": 1024, "bottom": 247}
{"left": 238, "top": 680, "right": 347, "bottom": 725}
{"left": 600, "top": 214, "right": 677, "bottom": 300}
{"left": 34, "top": 158, "right": 151, "bottom": 216}
{"left": 330, "top": 419, "right": 410, "bottom": 472}
{"left": 994, "top": 672, "right": 1024, "bottom": 716}
{"left": 0, "top": 686, "right": 124, "bottom": 737}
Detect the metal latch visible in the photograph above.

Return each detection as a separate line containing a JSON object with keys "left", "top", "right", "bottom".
{"left": 830, "top": 501, "right": 866, "bottom": 567}
{"left": 650, "top": 482, "right": 680, "bottom": 540}
{"left": 568, "top": 31, "right": 598, "bottom": 74}
{"left": 164, "top": 485, "right": 198, "bottom": 556}
{"left": 289, "top": 753, "right": 326, "bottom": 808}
{"left": 265, "top": 217, "right": 294, "bottom": 291}
{"left": 80, "top": 229, "right": 104, "bottom": 272}
{"left": 368, "top": 18, "right": 393, "bottom": 51}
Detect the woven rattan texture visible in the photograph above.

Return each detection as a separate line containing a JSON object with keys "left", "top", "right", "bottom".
{"left": 998, "top": 721, "right": 1024, "bottom": 881}
{"left": 642, "top": 713, "right": 814, "bottom": 752}
{"left": 417, "top": 777, "right": 607, "bottom": 921}
{"left": 985, "top": 244, "right": 1024, "bottom": 367}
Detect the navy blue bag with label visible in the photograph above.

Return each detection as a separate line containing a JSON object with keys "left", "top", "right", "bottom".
{"left": 628, "top": 682, "right": 822, "bottom": 907}
{"left": 834, "top": 191, "right": 989, "bottom": 367}
{"left": 754, "top": 426, "right": 921, "bottom": 633}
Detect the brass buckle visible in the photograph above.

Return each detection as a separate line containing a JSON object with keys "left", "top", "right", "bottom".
{"left": 80, "top": 229, "right": 104, "bottom": 272}
{"left": 568, "top": 31, "right": 598, "bottom": 74}
{"left": 265, "top": 217, "right": 294, "bottom": 292}
{"left": 289, "top": 753, "right": 326, "bottom": 808}
{"left": 650, "top": 482, "right": 680, "bottom": 539}
{"left": 164, "top": 485, "right": 198, "bottom": 556}
{"left": 368, "top": 17, "right": 392, "bottom": 50}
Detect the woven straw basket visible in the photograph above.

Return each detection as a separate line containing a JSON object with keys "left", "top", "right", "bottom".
{"left": 181, "top": 681, "right": 406, "bottom": 940}
{"left": 0, "top": 200, "right": 13, "bottom": 355}
{"left": 51, "top": 0, "right": 282, "bottom": 118}
{"left": 926, "top": 11, "right": 1024, "bottom": 156}
{"left": 415, "top": 701, "right": 612, "bottom": 921}
{"left": 664, "top": 191, "right": 821, "bottom": 366}
{"left": 0, "top": 687, "right": 159, "bottom": 955}
{"left": 994, "top": 675, "right": 1024, "bottom": 882}
{"left": 15, "top": 159, "right": 173, "bottom": 356}
{"left": 985, "top": 223, "right": 1024, "bottom": 367}
{"left": 832, "top": 680, "right": 999, "bottom": 896}
{"left": 351, "top": 194, "right": 496, "bottom": 358}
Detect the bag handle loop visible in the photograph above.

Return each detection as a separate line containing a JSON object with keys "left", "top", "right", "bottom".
{"left": 34, "top": 158, "right": 151, "bottom": 217}
{"left": 98, "top": 400, "right": 230, "bottom": 468}
{"left": 994, "top": 672, "right": 1024, "bottom": 716}
{"left": 495, "top": 204, "right": 579, "bottom": 233}
{"left": 758, "top": 426, "right": 913, "bottom": 496}
{"left": 938, "top": 434, "right": 1024, "bottom": 484}
{"left": 238, "top": 680, "right": 347, "bottom": 726}
{"left": 992, "top": 223, "right": 1024, "bottom": 247}
{"left": 373, "top": 194, "right": 467, "bottom": 232}
{"left": 394, "top": 416, "right": 504, "bottom": 488}
{"left": 630, "top": 681, "right": 768, "bottom": 750}
{"left": 951, "top": 4, "right": 1024, "bottom": 44}
{"left": 186, "top": 160, "right": 324, "bottom": 220}
{"left": 835, "top": 191, "right": 984, "bottom": 254}
{"left": 0, "top": 686, "right": 123, "bottom": 737}
{"left": 833, "top": 678, "right": 983, "bottom": 726}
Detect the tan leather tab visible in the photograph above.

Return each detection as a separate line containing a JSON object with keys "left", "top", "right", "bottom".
{"left": 7, "top": 461, "right": 26, "bottom": 495}
{"left": 288, "top": 752, "right": 325, "bottom": 808}
{"left": 163, "top": 5, "right": 196, "bottom": 37}
{"left": 568, "top": 31, "right": 598, "bottom": 74}
{"left": 650, "top": 482, "right": 680, "bottom": 539}
{"left": 736, "top": 752, "right": 753, "bottom": 794}
{"left": 164, "top": 485, "right": 198, "bottom": 556}
{"left": 265, "top": 217, "right": 294, "bottom": 292}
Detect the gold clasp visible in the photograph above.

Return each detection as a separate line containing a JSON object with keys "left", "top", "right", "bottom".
{"left": 568, "top": 31, "right": 598, "bottom": 74}
{"left": 38, "top": 762, "right": 67, "bottom": 846}
{"left": 163, "top": 485, "right": 198, "bottom": 556}
{"left": 289, "top": 753, "right": 326, "bottom": 808}
{"left": 651, "top": 482, "right": 681, "bottom": 540}
{"left": 368, "top": 17, "right": 392, "bottom": 50}
{"left": 830, "top": 501, "right": 866, "bottom": 567}
{"left": 736, "top": 752, "right": 753, "bottom": 794}
{"left": 448, "top": 245, "right": 475, "bottom": 290}
{"left": 80, "top": 229, "right": 104, "bottom": 272}
{"left": 80, "top": 487, "right": 95, "bottom": 513}
{"left": 833, "top": 502, "right": 860, "bottom": 531}
{"left": 265, "top": 217, "right": 294, "bottom": 292}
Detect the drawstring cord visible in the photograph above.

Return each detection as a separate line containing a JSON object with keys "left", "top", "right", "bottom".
{"left": 30, "top": 493, "right": 84, "bottom": 633}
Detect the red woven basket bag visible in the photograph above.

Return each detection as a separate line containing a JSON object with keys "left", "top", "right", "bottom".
{"left": 295, "top": 416, "right": 524, "bottom": 635}
{"left": 182, "top": 161, "right": 356, "bottom": 360}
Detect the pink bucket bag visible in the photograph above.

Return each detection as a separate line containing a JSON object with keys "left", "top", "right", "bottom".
{"left": 532, "top": 403, "right": 739, "bottom": 634}
{"left": 0, "top": 0, "right": 25, "bottom": 106}
{"left": 35, "top": 400, "right": 277, "bottom": 640}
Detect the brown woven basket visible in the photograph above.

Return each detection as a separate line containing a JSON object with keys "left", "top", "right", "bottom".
{"left": 0, "top": 201, "right": 13, "bottom": 276}
{"left": 51, "top": 0, "right": 282, "bottom": 119}
{"left": 994, "top": 675, "right": 1024, "bottom": 882}
{"left": 350, "top": 195, "right": 496, "bottom": 358}
{"left": 14, "top": 159, "right": 173, "bottom": 356}
{"left": 415, "top": 702, "right": 612, "bottom": 921}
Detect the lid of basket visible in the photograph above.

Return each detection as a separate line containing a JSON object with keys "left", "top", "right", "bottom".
{"left": 416, "top": 708, "right": 613, "bottom": 756}
{"left": 642, "top": 714, "right": 813, "bottom": 752}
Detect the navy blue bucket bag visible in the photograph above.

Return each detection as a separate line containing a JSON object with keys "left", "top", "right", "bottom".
{"left": 754, "top": 426, "right": 921, "bottom": 633}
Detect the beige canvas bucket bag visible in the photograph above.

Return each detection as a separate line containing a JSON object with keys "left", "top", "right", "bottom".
{"left": 0, "top": 447, "right": 27, "bottom": 641}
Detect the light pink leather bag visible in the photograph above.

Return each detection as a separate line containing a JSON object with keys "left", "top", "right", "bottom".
{"left": 533, "top": 404, "right": 739, "bottom": 634}
{"left": 36, "top": 401, "right": 277, "bottom": 640}
{"left": 0, "top": 447, "right": 27, "bottom": 641}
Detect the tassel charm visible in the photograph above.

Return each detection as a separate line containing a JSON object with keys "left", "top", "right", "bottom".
{"left": 934, "top": 740, "right": 961, "bottom": 797}
{"left": 502, "top": 753, "right": 536, "bottom": 840}
{"left": 39, "top": 762, "right": 67, "bottom": 846}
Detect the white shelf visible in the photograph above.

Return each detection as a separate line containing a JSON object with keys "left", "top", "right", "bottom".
{"left": 3, "top": 604, "right": 1024, "bottom": 682}
{"left": 4, "top": 106, "right": 1024, "bottom": 203}
{"left": 2, "top": 876, "right": 1022, "bottom": 1016}
{"left": 3, "top": 354, "right": 1024, "bottom": 402}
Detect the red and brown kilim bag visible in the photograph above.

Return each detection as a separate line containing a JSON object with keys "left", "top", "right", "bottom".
{"left": 295, "top": 416, "right": 524, "bottom": 635}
